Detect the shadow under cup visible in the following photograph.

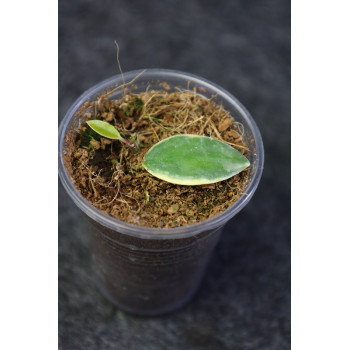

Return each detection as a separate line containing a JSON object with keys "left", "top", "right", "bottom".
{"left": 58, "top": 69, "right": 264, "bottom": 315}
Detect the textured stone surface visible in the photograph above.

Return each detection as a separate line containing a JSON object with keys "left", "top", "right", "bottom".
{"left": 59, "top": 0, "right": 290, "bottom": 349}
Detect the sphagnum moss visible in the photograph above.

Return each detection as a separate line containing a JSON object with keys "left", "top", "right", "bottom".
{"left": 64, "top": 87, "right": 250, "bottom": 228}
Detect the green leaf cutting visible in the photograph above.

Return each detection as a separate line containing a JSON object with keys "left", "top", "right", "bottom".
{"left": 86, "top": 120, "right": 122, "bottom": 140}
{"left": 143, "top": 134, "right": 250, "bottom": 185}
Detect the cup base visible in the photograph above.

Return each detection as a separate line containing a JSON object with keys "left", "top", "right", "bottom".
{"left": 93, "top": 272, "right": 199, "bottom": 316}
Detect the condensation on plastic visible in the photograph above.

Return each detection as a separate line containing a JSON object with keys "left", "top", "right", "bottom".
{"left": 58, "top": 69, "right": 264, "bottom": 315}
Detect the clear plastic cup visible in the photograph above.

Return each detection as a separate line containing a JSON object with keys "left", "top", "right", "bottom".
{"left": 58, "top": 69, "right": 264, "bottom": 315}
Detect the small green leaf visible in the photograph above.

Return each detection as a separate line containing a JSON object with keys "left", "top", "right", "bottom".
{"left": 86, "top": 120, "right": 122, "bottom": 140}
{"left": 145, "top": 190, "right": 150, "bottom": 203}
{"left": 143, "top": 135, "right": 250, "bottom": 185}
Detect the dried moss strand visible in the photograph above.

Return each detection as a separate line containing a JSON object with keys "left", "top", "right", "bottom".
{"left": 105, "top": 69, "right": 147, "bottom": 97}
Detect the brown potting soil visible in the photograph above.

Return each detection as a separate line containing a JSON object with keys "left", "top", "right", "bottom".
{"left": 64, "top": 87, "right": 250, "bottom": 228}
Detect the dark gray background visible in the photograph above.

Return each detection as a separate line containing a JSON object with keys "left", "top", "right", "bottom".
{"left": 59, "top": 0, "right": 290, "bottom": 349}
